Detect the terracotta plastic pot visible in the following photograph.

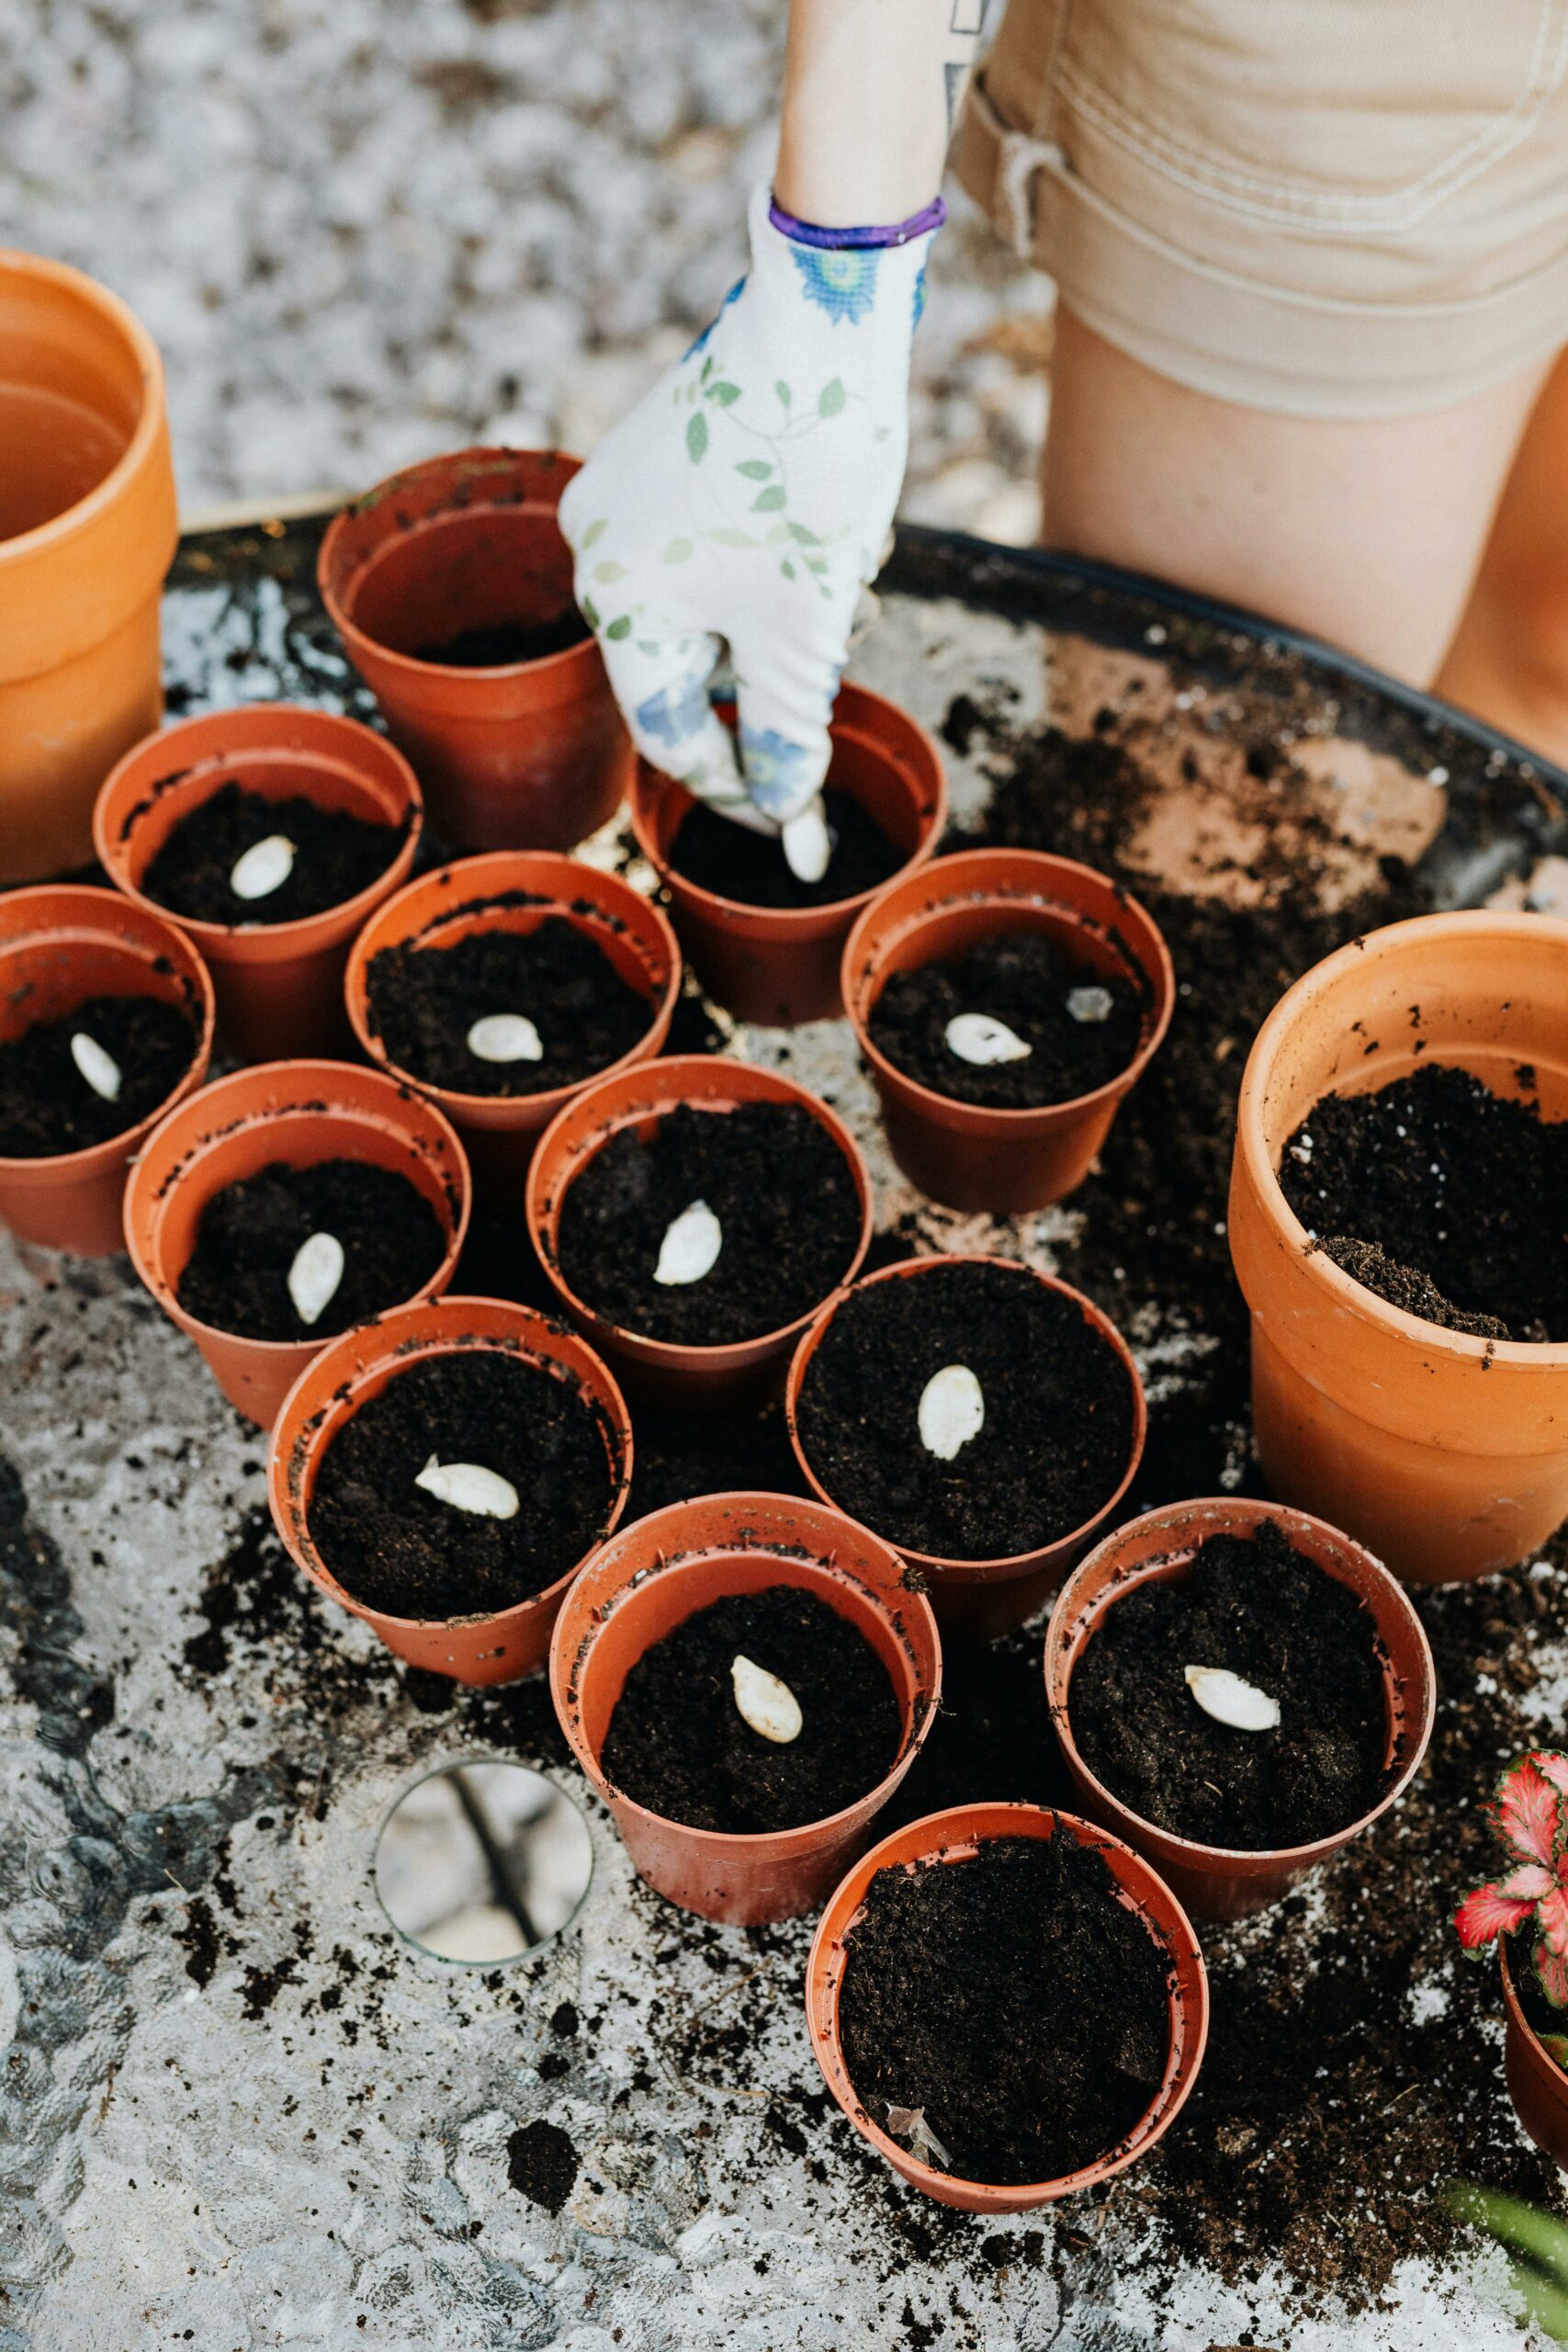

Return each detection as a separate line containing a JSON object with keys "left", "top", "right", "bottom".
{"left": 317, "top": 447, "right": 630, "bottom": 854}
{"left": 806, "top": 1801, "right": 1208, "bottom": 2211}
{"left": 526, "top": 1055, "right": 874, "bottom": 1408}
{"left": 629, "top": 683, "right": 947, "bottom": 1027}
{"left": 841, "top": 847, "right": 1173, "bottom": 1214}
{"left": 1501, "top": 1942, "right": 1568, "bottom": 2169}
{"left": 0, "top": 885, "right": 214, "bottom": 1255}
{"left": 95, "top": 706, "right": 422, "bottom": 1063}
{"left": 269, "top": 1294, "right": 632, "bottom": 1684}
{"left": 549, "top": 1490, "right": 942, "bottom": 1924}
{"left": 344, "top": 850, "right": 681, "bottom": 1194}
{"left": 786, "top": 1253, "right": 1147, "bottom": 1639}
{"left": 1230, "top": 910, "right": 1568, "bottom": 1584}
{"left": 0, "top": 251, "right": 177, "bottom": 883}
{"left": 124, "top": 1058, "right": 470, "bottom": 1428}
{"left": 1043, "top": 1497, "right": 1436, "bottom": 1923}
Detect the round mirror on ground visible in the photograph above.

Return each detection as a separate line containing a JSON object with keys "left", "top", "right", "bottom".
{"left": 373, "top": 1761, "right": 593, "bottom": 1963}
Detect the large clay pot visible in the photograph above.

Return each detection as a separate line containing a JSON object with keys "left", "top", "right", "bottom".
{"left": 1501, "top": 1941, "right": 1568, "bottom": 2170}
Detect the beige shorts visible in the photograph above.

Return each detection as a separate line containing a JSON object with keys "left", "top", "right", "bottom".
{"left": 954, "top": 0, "right": 1568, "bottom": 416}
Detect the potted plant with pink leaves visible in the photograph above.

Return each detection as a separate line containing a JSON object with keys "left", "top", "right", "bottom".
{"left": 1456, "top": 1750, "right": 1568, "bottom": 2165}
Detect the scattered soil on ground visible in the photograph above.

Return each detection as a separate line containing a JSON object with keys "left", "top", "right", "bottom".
{"left": 626, "top": 1398, "right": 808, "bottom": 1523}
{"left": 506, "top": 2119, "right": 581, "bottom": 2213}
{"left": 0, "top": 993, "right": 198, "bottom": 1155}
{"left": 668, "top": 786, "right": 903, "bottom": 909}
{"left": 418, "top": 611, "right": 588, "bottom": 665}
{"left": 141, "top": 779, "right": 404, "bottom": 924}
{"left": 175, "top": 1159, "right": 447, "bottom": 1340}
{"left": 866, "top": 927, "right": 1146, "bottom": 1109}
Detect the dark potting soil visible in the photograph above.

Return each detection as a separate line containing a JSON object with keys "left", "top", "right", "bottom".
{"left": 417, "top": 610, "right": 589, "bottom": 666}
{"left": 667, "top": 786, "right": 903, "bottom": 910}
{"left": 598, "top": 1584, "right": 902, "bottom": 1833}
{"left": 1279, "top": 1061, "right": 1568, "bottom": 1343}
{"left": 506, "top": 2120, "right": 581, "bottom": 2214}
{"left": 838, "top": 1831, "right": 1170, "bottom": 2185}
{"left": 793, "top": 1259, "right": 1135, "bottom": 1560}
{"left": 1507, "top": 1928, "right": 1568, "bottom": 2051}
{"left": 866, "top": 927, "right": 1146, "bottom": 1110}
{"left": 308, "top": 1350, "right": 616, "bottom": 1621}
{"left": 175, "top": 1159, "right": 447, "bottom": 1341}
{"left": 625, "top": 1397, "right": 808, "bottom": 1523}
{"left": 1069, "top": 1518, "right": 1388, "bottom": 1849}
{"left": 365, "top": 915, "right": 653, "bottom": 1098}
{"left": 140, "top": 780, "right": 404, "bottom": 926}
{"left": 0, "top": 992, "right": 198, "bottom": 1156}
{"left": 554, "top": 1100, "right": 862, "bottom": 1346}
{"left": 1319, "top": 1236, "right": 1507, "bottom": 1340}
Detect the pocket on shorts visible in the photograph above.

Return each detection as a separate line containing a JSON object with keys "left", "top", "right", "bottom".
{"left": 1051, "top": 0, "right": 1568, "bottom": 235}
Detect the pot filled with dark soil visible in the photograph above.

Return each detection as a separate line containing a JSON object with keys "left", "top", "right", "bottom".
{"left": 1044, "top": 1497, "right": 1436, "bottom": 1921}
{"left": 787, "top": 1254, "right": 1145, "bottom": 1637}
{"left": 317, "top": 447, "right": 631, "bottom": 853}
{"left": 271, "top": 1294, "right": 631, "bottom": 1682}
{"left": 526, "top": 1055, "right": 872, "bottom": 1408}
{"left": 1501, "top": 1938, "right": 1568, "bottom": 2169}
{"left": 842, "top": 847, "right": 1173, "bottom": 1214}
{"left": 0, "top": 884, "right": 214, "bottom": 1253}
{"left": 344, "top": 849, "right": 682, "bottom": 1191}
{"left": 124, "top": 1057, "right": 469, "bottom": 1427}
{"left": 806, "top": 1802, "right": 1207, "bottom": 2211}
{"left": 629, "top": 683, "right": 945, "bottom": 1026}
{"left": 549, "top": 1491, "right": 941, "bottom": 1923}
{"left": 95, "top": 705, "right": 421, "bottom": 1058}
{"left": 1230, "top": 909, "right": 1568, "bottom": 1582}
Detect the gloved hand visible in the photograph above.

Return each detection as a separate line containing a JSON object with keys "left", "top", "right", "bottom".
{"left": 558, "top": 181, "right": 939, "bottom": 880}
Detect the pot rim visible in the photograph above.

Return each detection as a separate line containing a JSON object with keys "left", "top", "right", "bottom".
{"left": 269, "top": 1293, "right": 633, "bottom": 1636}
{"left": 1043, "top": 1495, "right": 1438, "bottom": 1869}
{"left": 840, "top": 846, "right": 1175, "bottom": 1128}
{"left": 344, "top": 850, "right": 682, "bottom": 1119}
{"left": 784, "top": 1251, "right": 1148, "bottom": 1576}
{"left": 1235, "top": 907, "right": 1568, "bottom": 1368}
{"left": 0, "top": 884, "right": 216, "bottom": 1177}
{"left": 805, "top": 1799, "right": 1209, "bottom": 2202}
{"left": 0, "top": 247, "right": 168, "bottom": 568}
{"left": 547, "top": 1488, "right": 943, "bottom": 1849}
{"left": 525, "top": 1053, "right": 875, "bottom": 1366}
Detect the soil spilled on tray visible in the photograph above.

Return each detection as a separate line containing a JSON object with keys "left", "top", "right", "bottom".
{"left": 418, "top": 610, "right": 589, "bottom": 665}
{"left": 866, "top": 927, "right": 1146, "bottom": 1109}
{"left": 668, "top": 785, "right": 903, "bottom": 909}
{"left": 599, "top": 1584, "right": 902, "bottom": 1832}
{"left": 0, "top": 993, "right": 198, "bottom": 1155}
{"left": 175, "top": 1159, "right": 446, "bottom": 1340}
{"left": 141, "top": 779, "right": 405, "bottom": 924}
{"left": 625, "top": 1397, "right": 808, "bottom": 1523}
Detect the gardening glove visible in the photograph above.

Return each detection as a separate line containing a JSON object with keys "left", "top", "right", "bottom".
{"left": 558, "top": 181, "right": 941, "bottom": 880}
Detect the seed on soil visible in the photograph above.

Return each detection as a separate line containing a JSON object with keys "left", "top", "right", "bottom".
{"left": 0, "top": 993, "right": 199, "bottom": 1159}
{"left": 286, "top": 1229, "right": 344, "bottom": 1327}
{"left": 1183, "top": 1663, "right": 1280, "bottom": 1733}
{"left": 229, "top": 832, "right": 296, "bottom": 901}
{"left": 69, "top": 1031, "right": 122, "bottom": 1102}
{"left": 653, "top": 1198, "right": 722, "bottom": 1287}
{"left": 667, "top": 784, "right": 903, "bottom": 911}
{"left": 944, "top": 1012, "right": 1032, "bottom": 1067}
{"left": 730, "top": 1651, "right": 803, "bottom": 1745}
{"left": 413, "top": 1454, "right": 521, "bottom": 1520}
{"left": 174, "top": 1159, "right": 447, "bottom": 1343}
{"left": 885, "top": 2104, "right": 953, "bottom": 2169}
{"left": 466, "top": 1012, "right": 543, "bottom": 1064}
{"left": 1066, "top": 984, "right": 1114, "bottom": 1024}
{"left": 917, "top": 1363, "right": 985, "bottom": 1461}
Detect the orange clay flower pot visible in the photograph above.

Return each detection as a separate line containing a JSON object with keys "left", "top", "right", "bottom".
{"left": 549, "top": 1491, "right": 942, "bottom": 1925}
{"left": 95, "top": 706, "right": 422, "bottom": 1063}
{"left": 0, "top": 251, "right": 177, "bottom": 883}
{"left": 344, "top": 850, "right": 681, "bottom": 1195}
{"left": 785, "top": 1254, "right": 1147, "bottom": 1639}
{"left": 841, "top": 848, "right": 1173, "bottom": 1215}
{"left": 525, "top": 1055, "right": 873, "bottom": 1410}
{"left": 269, "top": 1294, "right": 632, "bottom": 1685}
{"left": 124, "top": 1059, "right": 470, "bottom": 1429}
{"left": 317, "top": 447, "right": 631, "bottom": 853}
{"left": 1501, "top": 1941, "right": 1568, "bottom": 2169}
{"left": 1043, "top": 1497, "right": 1436, "bottom": 1924}
{"left": 806, "top": 1802, "right": 1208, "bottom": 2211}
{"left": 1229, "top": 910, "right": 1568, "bottom": 1584}
{"left": 0, "top": 885, "right": 213, "bottom": 1255}
{"left": 629, "top": 683, "right": 947, "bottom": 1028}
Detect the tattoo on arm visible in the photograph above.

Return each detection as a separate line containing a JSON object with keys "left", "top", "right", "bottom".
{"left": 944, "top": 0, "right": 994, "bottom": 130}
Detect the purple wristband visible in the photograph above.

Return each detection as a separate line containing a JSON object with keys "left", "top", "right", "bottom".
{"left": 768, "top": 194, "right": 947, "bottom": 250}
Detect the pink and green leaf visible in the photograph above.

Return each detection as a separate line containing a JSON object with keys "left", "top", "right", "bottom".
{"left": 1536, "top": 1939, "right": 1568, "bottom": 2008}
{"left": 1455, "top": 1880, "right": 1541, "bottom": 1949}
{"left": 1492, "top": 1756, "right": 1566, "bottom": 1869}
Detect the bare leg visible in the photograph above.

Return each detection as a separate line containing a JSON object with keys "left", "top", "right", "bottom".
{"left": 1042, "top": 307, "right": 1551, "bottom": 688}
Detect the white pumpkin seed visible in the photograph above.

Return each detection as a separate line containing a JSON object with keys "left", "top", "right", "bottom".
{"left": 1066, "top": 984, "right": 1114, "bottom": 1025}
{"left": 653, "top": 1198, "right": 722, "bottom": 1286}
{"left": 69, "top": 1031, "right": 122, "bottom": 1102}
{"left": 287, "top": 1230, "right": 345, "bottom": 1327}
{"left": 886, "top": 2105, "right": 953, "bottom": 2170}
{"left": 730, "top": 1653, "right": 803, "bottom": 1745}
{"left": 781, "top": 799, "right": 830, "bottom": 885}
{"left": 918, "top": 1363, "right": 985, "bottom": 1461}
{"left": 466, "top": 1012, "right": 544, "bottom": 1064}
{"left": 230, "top": 833, "right": 296, "bottom": 901}
{"left": 944, "top": 1012, "right": 1032, "bottom": 1067}
{"left": 1183, "top": 1664, "right": 1280, "bottom": 1733}
{"left": 413, "top": 1455, "right": 520, "bottom": 1519}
